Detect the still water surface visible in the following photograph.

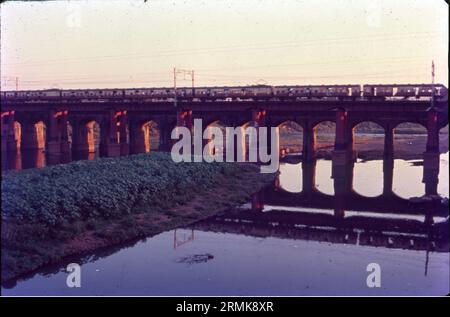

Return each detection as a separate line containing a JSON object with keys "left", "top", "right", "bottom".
{"left": 2, "top": 155, "right": 449, "bottom": 295}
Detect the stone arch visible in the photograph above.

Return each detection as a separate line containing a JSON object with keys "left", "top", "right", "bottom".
{"left": 393, "top": 122, "right": 427, "bottom": 159}
{"left": 277, "top": 120, "right": 304, "bottom": 157}
{"left": 308, "top": 121, "right": 336, "bottom": 195}
{"left": 204, "top": 120, "right": 227, "bottom": 157}
{"left": 21, "top": 120, "right": 47, "bottom": 151}
{"left": 2, "top": 120, "right": 23, "bottom": 170}
{"left": 352, "top": 121, "right": 385, "bottom": 159}
{"left": 313, "top": 120, "right": 336, "bottom": 158}
{"left": 390, "top": 122, "right": 427, "bottom": 199}
{"left": 19, "top": 120, "right": 47, "bottom": 169}
{"left": 350, "top": 121, "right": 385, "bottom": 197}
{"left": 72, "top": 119, "right": 101, "bottom": 160}
{"left": 130, "top": 119, "right": 161, "bottom": 154}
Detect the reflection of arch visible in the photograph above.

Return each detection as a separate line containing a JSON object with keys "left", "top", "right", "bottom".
{"left": 392, "top": 159, "right": 425, "bottom": 199}
{"left": 173, "top": 229, "right": 195, "bottom": 249}
{"left": 3, "top": 121, "right": 23, "bottom": 170}
{"left": 277, "top": 162, "right": 302, "bottom": 193}
{"left": 353, "top": 160, "right": 383, "bottom": 197}
{"left": 277, "top": 121, "right": 303, "bottom": 156}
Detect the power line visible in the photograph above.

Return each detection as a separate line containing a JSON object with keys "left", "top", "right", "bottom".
{"left": 3, "top": 54, "right": 444, "bottom": 83}
{"left": 2, "top": 31, "right": 445, "bottom": 68}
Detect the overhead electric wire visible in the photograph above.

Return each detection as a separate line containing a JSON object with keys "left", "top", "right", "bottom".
{"left": 2, "top": 31, "right": 445, "bottom": 68}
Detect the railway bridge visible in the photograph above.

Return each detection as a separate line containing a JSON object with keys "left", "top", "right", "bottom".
{"left": 1, "top": 97, "right": 448, "bottom": 175}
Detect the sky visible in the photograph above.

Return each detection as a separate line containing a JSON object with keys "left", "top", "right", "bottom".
{"left": 0, "top": 0, "right": 448, "bottom": 90}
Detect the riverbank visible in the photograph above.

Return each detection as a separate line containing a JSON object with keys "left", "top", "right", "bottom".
{"left": 1, "top": 153, "right": 276, "bottom": 282}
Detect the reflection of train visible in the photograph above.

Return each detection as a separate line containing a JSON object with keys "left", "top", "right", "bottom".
{"left": 1, "top": 83, "right": 447, "bottom": 102}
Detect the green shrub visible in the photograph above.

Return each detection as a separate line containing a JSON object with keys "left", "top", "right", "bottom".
{"left": 1, "top": 152, "right": 236, "bottom": 226}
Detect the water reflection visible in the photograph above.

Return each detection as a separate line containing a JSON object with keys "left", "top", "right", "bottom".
{"left": 315, "top": 159, "right": 334, "bottom": 195}
{"left": 278, "top": 163, "right": 302, "bottom": 192}
{"left": 393, "top": 159, "right": 425, "bottom": 198}
{"left": 353, "top": 160, "right": 383, "bottom": 197}
{"left": 438, "top": 152, "right": 449, "bottom": 197}
{"left": 1, "top": 153, "right": 448, "bottom": 296}
{"left": 278, "top": 154, "right": 449, "bottom": 199}
{"left": 2, "top": 148, "right": 99, "bottom": 171}
{"left": 2, "top": 220, "right": 448, "bottom": 295}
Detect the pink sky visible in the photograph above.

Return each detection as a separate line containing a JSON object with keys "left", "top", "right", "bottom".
{"left": 1, "top": 0, "right": 448, "bottom": 90}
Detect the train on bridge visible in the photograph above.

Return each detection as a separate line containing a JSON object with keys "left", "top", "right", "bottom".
{"left": 1, "top": 83, "right": 447, "bottom": 103}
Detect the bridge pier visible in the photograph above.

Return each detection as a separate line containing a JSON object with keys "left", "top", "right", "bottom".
{"left": 252, "top": 109, "right": 267, "bottom": 163}
{"left": 384, "top": 123, "right": 394, "bottom": 158}
{"left": 129, "top": 121, "right": 147, "bottom": 154}
{"left": 251, "top": 191, "right": 264, "bottom": 212}
{"left": 100, "top": 110, "right": 121, "bottom": 157}
{"left": 159, "top": 122, "right": 173, "bottom": 152}
{"left": 72, "top": 120, "right": 91, "bottom": 160}
{"left": 382, "top": 157, "right": 394, "bottom": 196}
{"left": 423, "top": 109, "right": 440, "bottom": 196}
{"left": 21, "top": 120, "right": 42, "bottom": 151}
{"left": 118, "top": 111, "right": 129, "bottom": 156}
{"left": 302, "top": 160, "right": 316, "bottom": 195}
{"left": 60, "top": 111, "right": 71, "bottom": 163}
{"left": 224, "top": 125, "right": 246, "bottom": 162}
{"left": 332, "top": 109, "right": 355, "bottom": 167}
{"left": 1, "top": 111, "right": 17, "bottom": 169}
{"left": 174, "top": 109, "right": 193, "bottom": 155}
{"left": 47, "top": 110, "right": 63, "bottom": 165}
{"left": 332, "top": 160, "right": 354, "bottom": 218}
{"left": 302, "top": 122, "right": 316, "bottom": 162}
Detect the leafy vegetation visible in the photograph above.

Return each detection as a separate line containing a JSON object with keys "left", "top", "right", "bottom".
{"left": 2, "top": 152, "right": 240, "bottom": 225}
{"left": 1, "top": 152, "right": 275, "bottom": 282}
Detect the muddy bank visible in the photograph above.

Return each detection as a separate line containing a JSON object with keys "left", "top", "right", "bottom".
{"left": 1, "top": 154, "right": 275, "bottom": 282}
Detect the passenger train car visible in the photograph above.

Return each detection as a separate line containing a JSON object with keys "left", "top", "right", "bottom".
{"left": 1, "top": 83, "right": 447, "bottom": 102}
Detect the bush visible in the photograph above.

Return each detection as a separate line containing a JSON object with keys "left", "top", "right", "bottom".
{"left": 1, "top": 152, "right": 236, "bottom": 226}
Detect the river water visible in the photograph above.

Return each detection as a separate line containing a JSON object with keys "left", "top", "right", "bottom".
{"left": 2, "top": 154, "right": 449, "bottom": 296}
